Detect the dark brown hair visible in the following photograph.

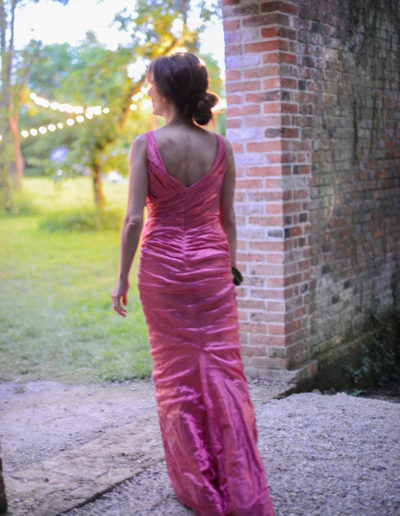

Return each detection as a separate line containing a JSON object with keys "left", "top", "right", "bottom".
{"left": 148, "top": 52, "right": 219, "bottom": 126}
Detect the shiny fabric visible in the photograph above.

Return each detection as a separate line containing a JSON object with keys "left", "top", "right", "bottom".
{"left": 138, "top": 131, "right": 274, "bottom": 516}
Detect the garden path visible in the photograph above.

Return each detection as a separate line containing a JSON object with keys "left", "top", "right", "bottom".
{"left": 1, "top": 380, "right": 399, "bottom": 515}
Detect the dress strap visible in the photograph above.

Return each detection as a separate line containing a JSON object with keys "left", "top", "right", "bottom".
{"left": 145, "top": 131, "right": 162, "bottom": 168}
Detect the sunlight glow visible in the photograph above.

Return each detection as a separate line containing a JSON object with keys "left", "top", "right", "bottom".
{"left": 8, "top": 82, "right": 226, "bottom": 142}
{"left": 14, "top": 91, "right": 111, "bottom": 140}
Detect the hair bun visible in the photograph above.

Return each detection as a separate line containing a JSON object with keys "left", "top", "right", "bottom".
{"left": 148, "top": 52, "right": 219, "bottom": 126}
{"left": 191, "top": 92, "right": 219, "bottom": 125}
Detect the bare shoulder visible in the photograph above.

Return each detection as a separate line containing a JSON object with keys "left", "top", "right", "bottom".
{"left": 130, "top": 133, "right": 147, "bottom": 153}
{"left": 220, "top": 135, "right": 233, "bottom": 154}
{"left": 219, "top": 135, "right": 235, "bottom": 170}
{"left": 129, "top": 133, "right": 147, "bottom": 163}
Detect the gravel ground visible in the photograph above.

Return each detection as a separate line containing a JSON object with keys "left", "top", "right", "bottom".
{"left": 65, "top": 391, "right": 400, "bottom": 516}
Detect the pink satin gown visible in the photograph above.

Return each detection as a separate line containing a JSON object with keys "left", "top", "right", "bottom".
{"left": 138, "top": 130, "right": 274, "bottom": 516}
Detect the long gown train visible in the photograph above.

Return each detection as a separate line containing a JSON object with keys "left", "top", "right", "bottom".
{"left": 138, "top": 131, "right": 274, "bottom": 516}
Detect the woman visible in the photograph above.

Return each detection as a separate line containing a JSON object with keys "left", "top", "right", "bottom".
{"left": 112, "top": 52, "right": 274, "bottom": 516}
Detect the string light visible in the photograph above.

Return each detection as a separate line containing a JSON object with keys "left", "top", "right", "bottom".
{"left": 0, "top": 88, "right": 226, "bottom": 142}
{"left": 30, "top": 92, "right": 86, "bottom": 115}
{"left": 16, "top": 91, "right": 112, "bottom": 139}
{"left": 129, "top": 85, "right": 152, "bottom": 111}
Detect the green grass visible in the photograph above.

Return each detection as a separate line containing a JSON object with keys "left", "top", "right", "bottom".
{"left": 0, "top": 177, "right": 152, "bottom": 383}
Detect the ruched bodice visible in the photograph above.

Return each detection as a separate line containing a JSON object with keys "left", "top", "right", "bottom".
{"left": 142, "top": 130, "right": 226, "bottom": 237}
{"left": 137, "top": 130, "right": 274, "bottom": 516}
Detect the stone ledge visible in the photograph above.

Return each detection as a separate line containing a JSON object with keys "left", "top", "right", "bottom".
{"left": 4, "top": 418, "right": 164, "bottom": 516}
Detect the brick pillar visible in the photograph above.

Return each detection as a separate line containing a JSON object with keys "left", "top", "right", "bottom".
{"left": 222, "top": 0, "right": 317, "bottom": 381}
{"left": 223, "top": 0, "right": 400, "bottom": 384}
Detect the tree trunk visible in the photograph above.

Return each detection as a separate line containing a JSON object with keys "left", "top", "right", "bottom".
{"left": 92, "top": 162, "right": 105, "bottom": 213}
{"left": 0, "top": 129, "right": 14, "bottom": 211}
{"left": 0, "top": 0, "right": 15, "bottom": 210}
{"left": 9, "top": 112, "right": 23, "bottom": 190}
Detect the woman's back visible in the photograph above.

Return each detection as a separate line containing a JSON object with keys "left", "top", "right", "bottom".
{"left": 152, "top": 124, "right": 219, "bottom": 188}
{"left": 113, "top": 51, "right": 275, "bottom": 516}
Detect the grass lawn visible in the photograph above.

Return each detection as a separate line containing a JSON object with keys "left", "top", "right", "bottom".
{"left": 0, "top": 177, "right": 152, "bottom": 384}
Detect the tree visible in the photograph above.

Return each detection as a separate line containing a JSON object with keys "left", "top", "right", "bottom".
{"left": 0, "top": 0, "right": 68, "bottom": 211}
{"left": 62, "top": 34, "right": 136, "bottom": 212}
{"left": 114, "top": 0, "right": 224, "bottom": 130}
{"left": 58, "top": 0, "right": 215, "bottom": 212}
{"left": 9, "top": 40, "right": 42, "bottom": 188}
{"left": 18, "top": 0, "right": 224, "bottom": 213}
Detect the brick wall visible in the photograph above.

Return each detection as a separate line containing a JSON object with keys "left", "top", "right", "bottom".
{"left": 222, "top": 0, "right": 400, "bottom": 383}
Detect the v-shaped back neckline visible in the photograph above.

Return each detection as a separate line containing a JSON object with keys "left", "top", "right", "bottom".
{"left": 149, "top": 130, "right": 222, "bottom": 190}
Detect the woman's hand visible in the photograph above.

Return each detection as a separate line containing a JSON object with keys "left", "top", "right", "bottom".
{"left": 111, "top": 279, "right": 130, "bottom": 317}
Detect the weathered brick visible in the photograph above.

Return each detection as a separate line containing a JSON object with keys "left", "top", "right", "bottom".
{"left": 226, "top": 69, "right": 242, "bottom": 81}
{"left": 223, "top": 0, "right": 400, "bottom": 382}
{"left": 226, "top": 80, "right": 262, "bottom": 93}
{"left": 261, "top": 26, "right": 279, "bottom": 38}
{"left": 261, "top": 1, "right": 299, "bottom": 15}
{"left": 268, "top": 323, "right": 285, "bottom": 335}
{"left": 246, "top": 141, "right": 281, "bottom": 152}
{"left": 223, "top": 18, "right": 240, "bottom": 31}
{"left": 227, "top": 104, "right": 261, "bottom": 116}
{"left": 226, "top": 118, "right": 242, "bottom": 128}
{"left": 247, "top": 165, "right": 283, "bottom": 176}
{"left": 225, "top": 44, "right": 243, "bottom": 56}
{"left": 242, "top": 13, "right": 278, "bottom": 27}
{"left": 244, "top": 40, "right": 280, "bottom": 53}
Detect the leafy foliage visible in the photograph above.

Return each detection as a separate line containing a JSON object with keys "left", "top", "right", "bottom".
{"left": 0, "top": 0, "right": 71, "bottom": 210}
{"left": 39, "top": 207, "right": 123, "bottom": 232}
{"left": 344, "top": 310, "right": 400, "bottom": 391}
{"left": 21, "top": 0, "right": 224, "bottom": 212}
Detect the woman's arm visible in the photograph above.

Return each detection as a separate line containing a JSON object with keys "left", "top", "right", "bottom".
{"left": 112, "top": 134, "right": 148, "bottom": 317}
{"left": 220, "top": 137, "right": 237, "bottom": 268}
